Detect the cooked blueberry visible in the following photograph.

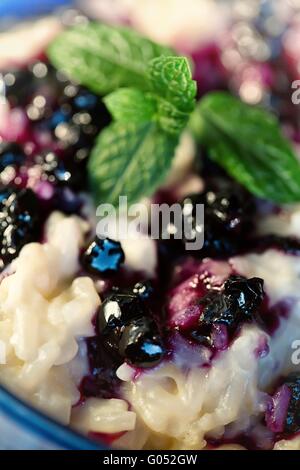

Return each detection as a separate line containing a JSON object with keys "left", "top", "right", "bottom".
{"left": 132, "top": 281, "right": 154, "bottom": 300}
{"left": 0, "top": 188, "right": 41, "bottom": 266}
{"left": 0, "top": 142, "right": 26, "bottom": 172}
{"left": 283, "top": 373, "right": 300, "bottom": 435}
{"left": 82, "top": 238, "right": 124, "bottom": 276}
{"left": 81, "top": 336, "right": 122, "bottom": 399}
{"left": 6, "top": 187, "right": 38, "bottom": 218}
{"left": 180, "top": 181, "right": 254, "bottom": 258}
{"left": 224, "top": 276, "right": 264, "bottom": 320}
{"left": 98, "top": 292, "right": 147, "bottom": 333}
{"left": 199, "top": 291, "right": 237, "bottom": 328}
{"left": 199, "top": 276, "right": 264, "bottom": 331}
{"left": 54, "top": 87, "right": 111, "bottom": 152}
{"left": 118, "top": 316, "right": 165, "bottom": 368}
{"left": 34, "top": 151, "right": 85, "bottom": 190}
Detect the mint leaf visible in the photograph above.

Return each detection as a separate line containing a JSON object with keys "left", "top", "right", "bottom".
{"left": 191, "top": 92, "right": 300, "bottom": 204}
{"left": 88, "top": 56, "right": 196, "bottom": 205}
{"left": 149, "top": 56, "right": 196, "bottom": 113}
{"left": 104, "top": 88, "right": 157, "bottom": 123}
{"left": 103, "top": 57, "right": 196, "bottom": 136}
{"left": 47, "top": 22, "right": 174, "bottom": 96}
{"left": 148, "top": 56, "right": 196, "bottom": 135}
{"left": 88, "top": 121, "right": 178, "bottom": 206}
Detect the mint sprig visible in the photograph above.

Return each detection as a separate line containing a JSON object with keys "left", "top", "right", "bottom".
{"left": 48, "top": 23, "right": 300, "bottom": 206}
{"left": 47, "top": 22, "right": 174, "bottom": 95}
{"left": 89, "top": 56, "right": 196, "bottom": 205}
{"left": 105, "top": 56, "right": 196, "bottom": 136}
{"left": 190, "top": 92, "right": 300, "bottom": 204}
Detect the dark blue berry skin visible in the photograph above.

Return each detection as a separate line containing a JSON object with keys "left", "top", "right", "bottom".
{"left": 224, "top": 276, "right": 264, "bottom": 320}
{"left": 199, "top": 292, "right": 235, "bottom": 328}
{"left": 54, "top": 86, "right": 111, "bottom": 156}
{"left": 199, "top": 276, "right": 264, "bottom": 330}
{"left": 283, "top": 374, "right": 300, "bottom": 435}
{"left": 97, "top": 291, "right": 165, "bottom": 367}
{"left": 0, "top": 142, "right": 26, "bottom": 172}
{"left": 81, "top": 336, "right": 122, "bottom": 399}
{"left": 82, "top": 238, "right": 125, "bottom": 277}
{"left": 180, "top": 180, "right": 255, "bottom": 258}
{"left": 119, "top": 316, "right": 165, "bottom": 368}
{"left": 0, "top": 188, "right": 41, "bottom": 267}
{"left": 98, "top": 292, "right": 147, "bottom": 334}
{"left": 35, "top": 150, "right": 84, "bottom": 190}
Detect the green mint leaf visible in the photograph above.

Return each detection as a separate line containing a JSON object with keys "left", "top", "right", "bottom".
{"left": 104, "top": 88, "right": 157, "bottom": 123}
{"left": 88, "top": 121, "right": 178, "bottom": 206}
{"left": 148, "top": 56, "right": 196, "bottom": 135}
{"left": 191, "top": 91, "right": 300, "bottom": 204}
{"left": 47, "top": 22, "right": 174, "bottom": 96}
{"left": 149, "top": 56, "right": 197, "bottom": 113}
{"left": 103, "top": 57, "right": 196, "bottom": 136}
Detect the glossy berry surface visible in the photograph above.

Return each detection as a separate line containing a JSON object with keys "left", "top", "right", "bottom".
{"left": 119, "top": 316, "right": 165, "bottom": 368}
{"left": 81, "top": 336, "right": 122, "bottom": 399}
{"left": 98, "top": 292, "right": 147, "bottom": 333}
{"left": 224, "top": 276, "right": 265, "bottom": 320}
{"left": 0, "top": 187, "right": 41, "bottom": 267}
{"left": 181, "top": 181, "right": 254, "bottom": 258}
{"left": 34, "top": 150, "right": 84, "bottom": 190}
{"left": 199, "top": 276, "right": 264, "bottom": 329}
{"left": 0, "top": 142, "right": 26, "bottom": 172}
{"left": 82, "top": 238, "right": 125, "bottom": 277}
{"left": 48, "top": 85, "right": 111, "bottom": 160}
{"left": 97, "top": 290, "right": 165, "bottom": 367}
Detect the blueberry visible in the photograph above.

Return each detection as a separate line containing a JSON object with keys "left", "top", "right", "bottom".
{"left": 0, "top": 188, "right": 41, "bottom": 266}
{"left": 118, "top": 316, "right": 165, "bottom": 368}
{"left": 224, "top": 276, "right": 264, "bottom": 320}
{"left": 98, "top": 292, "right": 147, "bottom": 333}
{"left": 0, "top": 142, "right": 26, "bottom": 172}
{"left": 180, "top": 180, "right": 255, "bottom": 258}
{"left": 199, "top": 291, "right": 235, "bottom": 328}
{"left": 55, "top": 87, "right": 111, "bottom": 149}
{"left": 132, "top": 281, "right": 154, "bottom": 301}
{"left": 82, "top": 336, "right": 122, "bottom": 399}
{"left": 34, "top": 151, "right": 85, "bottom": 190}
{"left": 6, "top": 187, "right": 38, "bottom": 218}
{"left": 82, "top": 238, "right": 125, "bottom": 277}
{"left": 97, "top": 290, "right": 165, "bottom": 367}
{"left": 283, "top": 373, "right": 300, "bottom": 435}
{"left": 199, "top": 276, "right": 264, "bottom": 331}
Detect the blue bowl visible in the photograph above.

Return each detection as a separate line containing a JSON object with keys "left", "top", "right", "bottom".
{"left": 0, "top": 0, "right": 74, "bottom": 18}
{"left": 0, "top": 1, "right": 104, "bottom": 450}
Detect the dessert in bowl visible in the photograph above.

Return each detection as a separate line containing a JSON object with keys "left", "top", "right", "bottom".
{"left": 1, "top": 2, "right": 300, "bottom": 450}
